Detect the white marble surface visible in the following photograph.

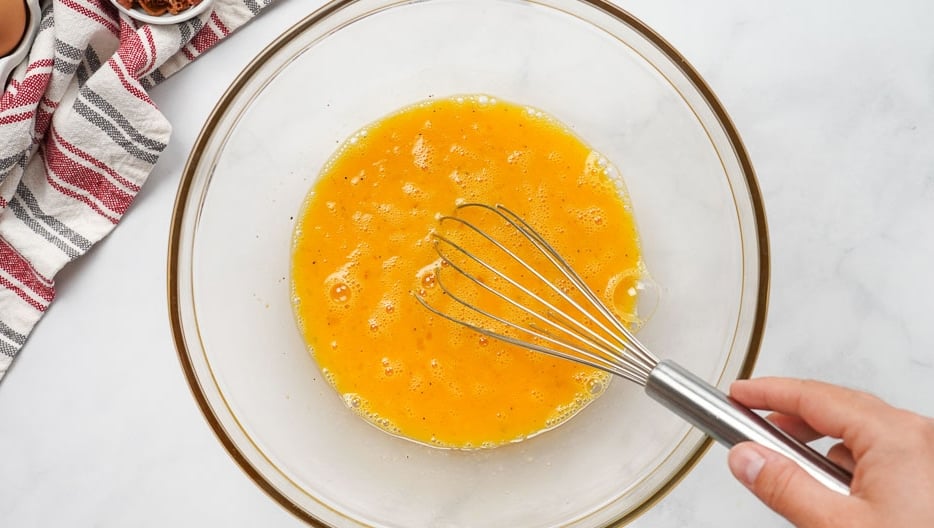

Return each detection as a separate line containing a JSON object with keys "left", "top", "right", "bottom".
{"left": 1, "top": 0, "right": 933, "bottom": 526}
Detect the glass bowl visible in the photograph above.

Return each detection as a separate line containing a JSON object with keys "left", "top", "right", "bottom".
{"left": 168, "top": 1, "right": 769, "bottom": 526}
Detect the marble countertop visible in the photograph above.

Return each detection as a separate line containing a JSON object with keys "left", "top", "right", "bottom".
{"left": 1, "top": 0, "right": 932, "bottom": 526}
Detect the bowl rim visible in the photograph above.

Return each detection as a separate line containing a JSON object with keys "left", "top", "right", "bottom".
{"left": 167, "top": 0, "right": 770, "bottom": 526}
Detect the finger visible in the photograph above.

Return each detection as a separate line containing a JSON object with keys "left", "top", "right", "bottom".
{"left": 730, "top": 378, "right": 890, "bottom": 455}
{"left": 826, "top": 442, "right": 856, "bottom": 473}
{"left": 728, "top": 442, "right": 850, "bottom": 527}
{"left": 766, "top": 412, "right": 823, "bottom": 443}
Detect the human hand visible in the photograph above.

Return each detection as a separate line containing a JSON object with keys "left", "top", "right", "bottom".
{"left": 726, "top": 377, "right": 934, "bottom": 527}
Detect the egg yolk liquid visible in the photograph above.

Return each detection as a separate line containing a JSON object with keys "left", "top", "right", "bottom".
{"left": 291, "top": 95, "right": 641, "bottom": 448}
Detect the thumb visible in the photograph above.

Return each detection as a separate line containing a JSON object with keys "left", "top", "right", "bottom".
{"left": 728, "top": 442, "right": 847, "bottom": 527}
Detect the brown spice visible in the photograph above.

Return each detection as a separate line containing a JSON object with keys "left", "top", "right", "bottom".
{"left": 119, "top": 0, "right": 203, "bottom": 16}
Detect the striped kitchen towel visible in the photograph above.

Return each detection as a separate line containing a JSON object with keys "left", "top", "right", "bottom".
{"left": 0, "top": 0, "right": 276, "bottom": 380}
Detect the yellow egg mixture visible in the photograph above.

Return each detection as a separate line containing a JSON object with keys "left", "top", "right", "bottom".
{"left": 291, "top": 95, "right": 641, "bottom": 448}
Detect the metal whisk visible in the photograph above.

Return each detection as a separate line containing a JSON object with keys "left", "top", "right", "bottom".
{"left": 415, "top": 202, "right": 851, "bottom": 495}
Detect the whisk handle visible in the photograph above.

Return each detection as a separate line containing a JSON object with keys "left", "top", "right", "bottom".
{"left": 644, "top": 359, "right": 852, "bottom": 495}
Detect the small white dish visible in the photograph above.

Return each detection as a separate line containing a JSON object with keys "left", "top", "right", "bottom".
{"left": 109, "top": 0, "right": 214, "bottom": 25}
{"left": 0, "top": 0, "right": 41, "bottom": 89}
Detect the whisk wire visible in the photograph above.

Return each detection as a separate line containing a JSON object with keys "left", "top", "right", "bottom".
{"left": 420, "top": 273, "right": 643, "bottom": 381}
{"left": 447, "top": 204, "right": 612, "bottom": 335}
{"left": 492, "top": 204, "right": 658, "bottom": 370}
{"left": 430, "top": 232, "right": 643, "bottom": 381}
{"left": 460, "top": 204, "right": 656, "bottom": 371}
{"left": 420, "top": 203, "right": 660, "bottom": 383}
{"left": 432, "top": 224, "right": 635, "bottom": 371}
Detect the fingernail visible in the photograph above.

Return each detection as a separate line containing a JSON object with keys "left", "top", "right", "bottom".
{"left": 733, "top": 447, "right": 766, "bottom": 486}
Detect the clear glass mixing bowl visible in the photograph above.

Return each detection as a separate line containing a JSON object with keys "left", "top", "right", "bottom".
{"left": 168, "top": 1, "right": 769, "bottom": 526}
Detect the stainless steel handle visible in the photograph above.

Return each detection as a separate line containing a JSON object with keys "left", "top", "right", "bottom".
{"left": 645, "top": 359, "right": 852, "bottom": 495}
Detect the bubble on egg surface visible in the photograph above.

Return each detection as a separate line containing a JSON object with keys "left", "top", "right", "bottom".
{"left": 330, "top": 282, "right": 350, "bottom": 303}
{"left": 381, "top": 255, "right": 399, "bottom": 271}
{"left": 343, "top": 393, "right": 363, "bottom": 408}
{"left": 415, "top": 261, "right": 441, "bottom": 295}
{"left": 321, "top": 368, "right": 337, "bottom": 387}
{"left": 604, "top": 268, "right": 643, "bottom": 324}
{"left": 351, "top": 210, "right": 373, "bottom": 230}
{"left": 401, "top": 181, "right": 426, "bottom": 198}
{"left": 567, "top": 205, "right": 609, "bottom": 234}
{"left": 323, "top": 261, "right": 365, "bottom": 310}
{"left": 411, "top": 136, "right": 433, "bottom": 170}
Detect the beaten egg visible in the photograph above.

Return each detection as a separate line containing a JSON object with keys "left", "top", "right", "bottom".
{"left": 291, "top": 95, "right": 642, "bottom": 448}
